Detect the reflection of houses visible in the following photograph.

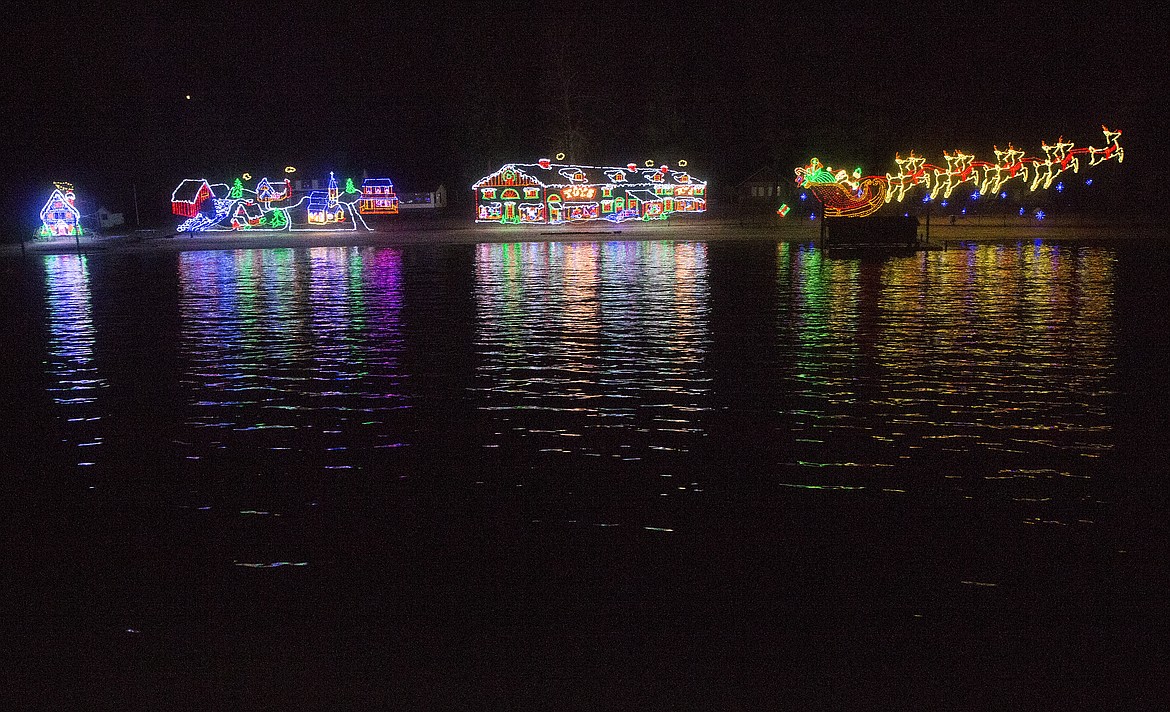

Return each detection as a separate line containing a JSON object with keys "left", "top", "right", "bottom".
{"left": 307, "top": 172, "right": 346, "bottom": 224}
{"left": 473, "top": 160, "right": 706, "bottom": 224}
{"left": 171, "top": 179, "right": 214, "bottom": 217}
{"left": 359, "top": 178, "right": 399, "bottom": 214}
{"left": 40, "top": 188, "right": 82, "bottom": 236}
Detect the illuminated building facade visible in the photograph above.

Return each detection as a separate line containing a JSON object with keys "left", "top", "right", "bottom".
{"left": 473, "top": 160, "right": 707, "bottom": 225}
{"left": 171, "top": 179, "right": 214, "bottom": 218}
{"left": 307, "top": 172, "right": 346, "bottom": 225}
{"left": 359, "top": 178, "right": 400, "bottom": 214}
{"left": 170, "top": 171, "right": 371, "bottom": 232}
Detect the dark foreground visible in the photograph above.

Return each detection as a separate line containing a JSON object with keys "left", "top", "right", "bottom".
{"left": 2, "top": 238, "right": 1167, "bottom": 708}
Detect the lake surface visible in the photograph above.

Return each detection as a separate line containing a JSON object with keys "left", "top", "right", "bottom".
{"left": 3, "top": 238, "right": 1168, "bottom": 702}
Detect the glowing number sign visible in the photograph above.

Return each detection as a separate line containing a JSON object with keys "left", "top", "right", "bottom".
{"left": 563, "top": 185, "right": 597, "bottom": 200}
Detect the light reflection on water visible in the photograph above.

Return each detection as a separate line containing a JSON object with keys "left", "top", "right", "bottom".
{"left": 472, "top": 241, "right": 711, "bottom": 460}
{"left": 177, "top": 247, "right": 408, "bottom": 469}
{"left": 35, "top": 242, "right": 1121, "bottom": 537}
{"left": 773, "top": 242, "right": 1116, "bottom": 521}
{"left": 42, "top": 254, "right": 107, "bottom": 469}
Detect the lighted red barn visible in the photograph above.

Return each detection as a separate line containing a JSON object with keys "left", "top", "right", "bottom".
{"left": 172, "top": 179, "right": 213, "bottom": 217}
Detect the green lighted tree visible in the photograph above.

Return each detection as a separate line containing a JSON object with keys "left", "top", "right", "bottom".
{"left": 268, "top": 209, "right": 288, "bottom": 229}
{"left": 345, "top": 178, "right": 358, "bottom": 194}
{"left": 231, "top": 178, "right": 243, "bottom": 199}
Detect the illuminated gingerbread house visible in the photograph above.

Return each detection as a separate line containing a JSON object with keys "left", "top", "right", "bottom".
{"left": 359, "top": 178, "right": 399, "bottom": 214}
{"left": 473, "top": 160, "right": 707, "bottom": 224}
{"left": 39, "top": 185, "right": 82, "bottom": 237}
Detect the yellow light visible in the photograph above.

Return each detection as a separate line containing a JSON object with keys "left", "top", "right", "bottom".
{"left": 678, "top": 159, "right": 688, "bottom": 167}
{"left": 284, "top": 166, "right": 296, "bottom": 173}
{"left": 555, "top": 152, "right": 566, "bottom": 161}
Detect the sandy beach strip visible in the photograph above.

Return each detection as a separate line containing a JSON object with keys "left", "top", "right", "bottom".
{"left": 5, "top": 215, "right": 1166, "bottom": 257}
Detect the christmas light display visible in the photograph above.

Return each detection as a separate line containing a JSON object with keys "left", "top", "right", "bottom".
{"left": 473, "top": 160, "right": 707, "bottom": 225}
{"left": 171, "top": 171, "right": 380, "bottom": 232}
{"left": 359, "top": 178, "right": 400, "bottom": 214}
{"left": 38, "top": 183, "right": 82, "bottom": 237}
{"left": 795, "top": 159, "right": 888, "bottom": 218}
{"left": 796, "top": 126, "right": 1124, "bottom": 217}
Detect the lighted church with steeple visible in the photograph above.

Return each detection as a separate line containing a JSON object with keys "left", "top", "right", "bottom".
{"left": 307, "top": 172, "right": 347, "bottom": 225}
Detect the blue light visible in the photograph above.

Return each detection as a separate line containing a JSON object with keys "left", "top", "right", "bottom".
{"left": 799, "top": 192, "right": 807, "bottom": 201}
{"left": 1085, "top": 179, "right": 1093, "bottom": 186}
{"left": 903, "top": 212, "right": 909, "bottom": 217}
{"left": 1056, "top": 182, "right": 1064, "bottom": 192}
{"left": 1000, "top": 192, "right": 1008, "bottom": 199}
{"left": 922, "top": 195, "right": 931, "bottom": 203}
{"left": 1035, "top": 210, "right": 1046, "bottom": 220}
{"left": 1019, "top": 207, "right": 1026, "bottom": 216}
{"left": 941, "top": 200, "right": 948, "bottom": 207}
{"left": 961, "top": 208, "right": 967, "bottom": 215}
{"left": 971, "top": 191, "right": 981, "bottom": 200}
{"left": 809, "top": 213, "right": 816, "bottom": 220}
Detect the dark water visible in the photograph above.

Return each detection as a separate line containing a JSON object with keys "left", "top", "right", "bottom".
{"left": 3, "top": 240, "right": 1168, "bottom": 705}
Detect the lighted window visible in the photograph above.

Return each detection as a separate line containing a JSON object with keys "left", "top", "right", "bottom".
{"left": 524, "top": 187, "right": 540, "bottom": 199}
{"left": 601, "top": 200, "right": 613, "bottom": 212}
{"left": 482, "top": 188, "right": 496, "bottom": 199}
{"left": 602, "top": 187, "right": 613, "bottom": 198}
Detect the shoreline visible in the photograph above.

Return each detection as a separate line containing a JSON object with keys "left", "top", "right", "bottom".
{"left": 5, "top": 216, "right": 1166, "bottom": 257}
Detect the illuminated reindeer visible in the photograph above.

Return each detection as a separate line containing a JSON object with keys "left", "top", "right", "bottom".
{"left": 885, "top": 152, "right": 929, "bottom": 203}
{"left": 1029, "top": 137, "right": 1078, "bottom": 190}
{"left": 980, "top": 144, "right": 1026, "bottom": 195}
{"left": 1088, "top": 125, "right": 1123, "bottom": 166}
{"left": 932, "top": 151, "right": 976, "bottom": 199}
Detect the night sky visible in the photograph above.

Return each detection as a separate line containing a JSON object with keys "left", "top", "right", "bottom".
{"left": 7, "top": 2, "right": 1167, "bottom": 233}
